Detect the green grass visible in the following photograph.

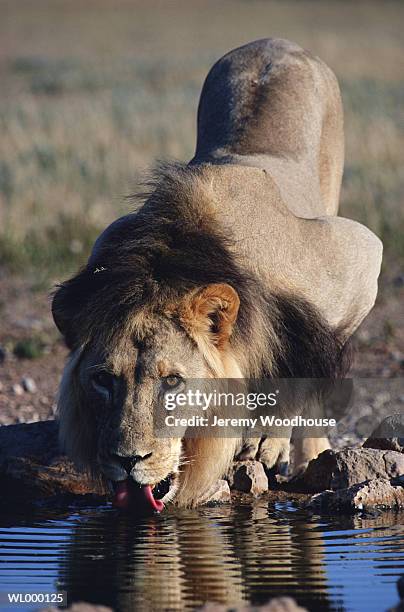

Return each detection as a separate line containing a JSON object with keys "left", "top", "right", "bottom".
{"left": 0, "top": 0, "right": 403, "bottom": 277}
{"left": 13, "top": 336, "right": 46, "bottom": 360}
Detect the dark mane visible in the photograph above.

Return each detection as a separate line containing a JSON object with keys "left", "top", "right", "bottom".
{"left": 52, "top": 162, "right": 351, "bottom": 378}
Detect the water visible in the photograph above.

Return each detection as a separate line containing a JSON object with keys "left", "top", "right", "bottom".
{"left": 0, "top": 500, "right": 403, "bottom": 612}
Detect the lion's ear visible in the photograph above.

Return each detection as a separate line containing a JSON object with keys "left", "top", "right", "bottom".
{"left": 180, "top": 283, "right": 240, "bottom": 350}
{"left": 52, "top": 285, "right": 77, "bottom": 349}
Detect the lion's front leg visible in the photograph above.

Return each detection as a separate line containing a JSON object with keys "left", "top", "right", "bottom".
{"left": 292, "top": 436, "right": 330, "bottom": 476}
{"left": 236, "top": 436, "right": 291, "bottom": 478}
{"left": 236, "top": 437, "right": 261, "bottom": 460}
{"left": 258, "top": 437, "right": 290, "bottom": 477}
{"left": 291, "top": 393, "right": 332, "bottom": 475}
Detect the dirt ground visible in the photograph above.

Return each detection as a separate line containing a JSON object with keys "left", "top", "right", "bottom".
{"left": 0, "top": 0, "right": 403, "bottom": 434}
{"left": 1, "top": 266, "right": 403, "bottom": 428}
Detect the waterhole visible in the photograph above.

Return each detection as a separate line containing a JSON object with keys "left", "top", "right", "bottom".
{"left": 0, "top": 500, "right": 403, "bottom": 611}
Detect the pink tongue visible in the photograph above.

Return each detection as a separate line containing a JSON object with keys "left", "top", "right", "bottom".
{"left": 113, "top": 481, "right": 164, "bottom": 514}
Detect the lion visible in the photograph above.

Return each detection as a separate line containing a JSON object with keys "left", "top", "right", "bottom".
{"left": 52, "top": 38, "right": 382, "bottom": 511}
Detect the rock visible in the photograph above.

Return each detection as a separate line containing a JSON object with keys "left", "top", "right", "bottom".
{"left": 373, "top": 391, "right": 391, "bottom": 408}
{"left": 0, "top": 456, "right": 106, "bottom": 500}
{"left": 228, "top": 460, "right": 268, "bottom": 495}
{"left": 364, "top": 438, "right": 404, "bottom": 453}
{"left": 290, "top": 448, "right": 404, "bottom": 493}
{"left": 41, "top": 603, "right": 112, "bottom": 612}
{"left": 398, "top": 575, "right": 404, "bottom": 599}
{"left": 12, "top": 383, "right": 24, "bottom": 396}
{"left": 309, "top": 479, "right": 404, "bottom": 513}
{"left": 386, "top": 575, "right": 404, "bottom": 612}
{"left": 387, "top": 602, "right": 404, "bottom": 612}
{"left": 69, "top": 238, "right": 84, "bottom": 254}
{"left": 203, "top": 479, "right": 231, "bottom": 504}
{"left": 364, "top": 416, "right": 404, "bottom": 452}
{"left": 199, "top": 597, "right": 307, "bottom": 611}
{"left": 21, "top": 376, "right": 37, "bottom": 393}
{"left": 393, "top": 274, "right": 404, "bottom": 288}
{"left": 0, "top": 421, "right": 107, "bottom": 503}
{"left": 0, "top": 420, "right": 59, "bottom": 464}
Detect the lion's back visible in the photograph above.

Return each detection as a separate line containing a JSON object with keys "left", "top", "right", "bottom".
{"left": 192, "top": 38, "right": 344, "bottom": 218}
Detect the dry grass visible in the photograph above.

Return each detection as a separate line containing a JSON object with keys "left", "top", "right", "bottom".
{"left": 0, "top": 0, "right": 403, "bottom": 277}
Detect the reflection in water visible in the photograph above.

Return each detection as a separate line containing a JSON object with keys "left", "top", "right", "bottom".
{"left": 0, "top": 500, "right": 403, "bottom": 611}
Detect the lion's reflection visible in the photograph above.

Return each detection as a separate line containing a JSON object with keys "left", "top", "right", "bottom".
{"left": 56, "top": 501, "right": 354, "bottom": 611}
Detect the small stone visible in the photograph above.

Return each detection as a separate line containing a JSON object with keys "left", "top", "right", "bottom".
{"left": 393, "top": 274, "right": 404, "bottom": 288}
{"left": 41, "top": 603, "right": 113, "bottom": 612}
{"left": 27, "top": 411, "right": 39, "bottom": 423}
{"left": 199, "top": 597, "right": 307, "bottom": 611}
{"left": 69, "top": 239, "right": 83, "bottom": 254}
{"left": 22, "top": 376, "right": 37, "bottom": 393}
{"left": 203, "top": 479, "right": 231, "bottom": 504}
{"left": 12, "top": 383, "right": 24, "bottom": 396}
{"left": 356, "top": 329, "right": 371, "bottom": 344}
{"left": 229, "top": 460, "right": 268, "bottom": 495}
{"left": 397, "top": 575, "right": 404, "bottom": 599}
{"left": 373, "top": 391, "right": 391, "bottom": 408}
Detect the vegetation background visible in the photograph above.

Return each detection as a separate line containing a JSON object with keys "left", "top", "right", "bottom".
{"left": 0, "top": 0, "right": 403, "bottom": 422}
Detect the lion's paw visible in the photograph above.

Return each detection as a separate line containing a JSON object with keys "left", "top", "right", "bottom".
{"left": 236, "top": 437, "right": 261, "bottom": 461}
{"left": 258, "top": 437, "right": 290, "bottom": 479}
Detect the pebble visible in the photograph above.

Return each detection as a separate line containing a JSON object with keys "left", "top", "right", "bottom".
{"left": 12, "top": 383, "right": 24, "bottom": 396}
{"left": 69, "top": 239, "right": 83, "bottom": 254}
{"left": 22, "top": 376, "right": 37, "bottom": 393}
{"left": 356, "top": 329, "right": 371, "bottom": 344}
{"left": 228, "top": 460, "right": 268, "bottom": 495}
{"left": 397, "top": 575, "right": 404, "bottom": 599}
{"left": 393, "top": 274, "right": 404, "bottom": 288}
{"left": 204, "top": 479, "right": 231, "bottom": 504}
{"left": 373, "top": 391, "right": 391, "bottom": 408}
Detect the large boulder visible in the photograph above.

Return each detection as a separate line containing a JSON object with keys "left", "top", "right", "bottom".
{"left": 0, "top": 420, "right": 230, "bottom": 506}
{"left": 0, "top": 420, "right": 106, "bottom": 503}
{"left": 0, "top": 420, "right": 59, "bottom": 464}
{"left": 309, "top": 479, "right": 404, "bottom": 513}
{"left": 290, "top": 448, "right": 404, "bottom": 493}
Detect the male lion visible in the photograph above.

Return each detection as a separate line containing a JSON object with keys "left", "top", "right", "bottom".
{"left": 52, "top": 39, "right": 382, "bottom": 511}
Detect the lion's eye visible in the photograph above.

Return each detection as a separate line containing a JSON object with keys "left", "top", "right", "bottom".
{"left": 92, "top": 371, "right": 114, "bottom": 392}
{"left": 163, "top": 374, "right": 183, "bottom": 390}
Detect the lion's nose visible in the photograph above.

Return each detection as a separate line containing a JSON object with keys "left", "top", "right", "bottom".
{"left": 113, "top": 453, "right": 152, "bottom": 475}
